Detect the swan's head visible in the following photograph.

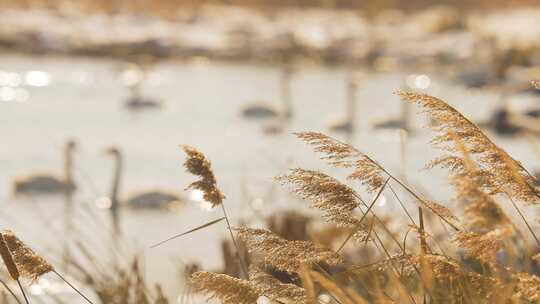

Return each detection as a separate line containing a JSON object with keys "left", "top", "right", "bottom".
{"left": 104, "top": 147, "right": 121, "bottom": 157}
{"left": 66, "top": 139, "right": 77, "bottom": 151}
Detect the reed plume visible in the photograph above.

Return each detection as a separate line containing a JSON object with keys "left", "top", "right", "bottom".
{"left": 295, "top": 132, "right": 386, "bottom": 193}
{"left": 181, "top": 145, "right": 248, "bottom": 277}
{"left": 276, "top": 168, "right": 369, "bottom": 241}
{"left": 532, "top": 80, "right": 540, "bottom": 89}
{"left": 511, "top": 272, "right": 540, "bottom": 303}
{"left": 1, "top": 230, "right": 53, "bottom": 282}
{"left": 448, "top": 147, "right": 512, "bottom": 232}
{"left": 190, "top": 271, "right": 260, "bottom": 304}
{"left": 397, "top": 90, "right": 539, "bottom": 204}
{"left": 0, "top": 234, "right": 19, "bottom": 281}
{"left": 454, "top": 227, "right": 510, "bottom": 266}
{"left": 295, "top": 131, "right": 460, "bottom": 230}
{"left": 235, "top": 227, "right": 342, "bottom": 274}
{"left": 249, "top": 266, "right": 307, "bottom": 303}
{"left": 181, "top": 145, "right": 225, "bottom": 207}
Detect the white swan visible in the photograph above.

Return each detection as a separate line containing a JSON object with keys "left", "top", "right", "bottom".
{"left": 242, "top": 64, "right": 294, "bottom": 119}
{"left": 105, "top": 147, "right": 183, "bottom": 211}
{"left": 13, "top": 140, "right": 77, "bottom": 195}
{"left": 120, "top": 63, "right": 162, "bottom": 110}
{"left": 328, "top": 71, "right": 362, "bottom": 134}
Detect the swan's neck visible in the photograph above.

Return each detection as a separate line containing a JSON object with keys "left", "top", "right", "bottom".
{"left": 281, "top": 68, "right": 292, "bottom": 119}
{"left": 64, "top": 147, "right": 74, "bottom": 184}
{"left": 346, "top": 79, "right": 357, "bottom": 129}
{"left": 111, "top": 153, "right": 122, "bottom": 208}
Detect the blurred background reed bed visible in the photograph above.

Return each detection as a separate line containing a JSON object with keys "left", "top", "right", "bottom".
{"left": 0, "top": 0, "right": 540, "bottom": 303}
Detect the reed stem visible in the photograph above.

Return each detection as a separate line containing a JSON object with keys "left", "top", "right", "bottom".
{"left": 337, "top": 177, "right": 389, "bottom": 253}
{"left": 16, "top": 280, "right": 29, "bottom": 304}
{"left": 0, "top": 279, "right": 22, "bottom": 304}
{"left": 53, "top": 270, "right": 95, "bottom": 304}
{"left": 507, "top": 196, "right": 540, "bottom": 247}
{"left": 220, "top": 203, "right": 249, "bottom": 278}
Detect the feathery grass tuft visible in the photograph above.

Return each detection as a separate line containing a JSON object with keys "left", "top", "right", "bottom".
{"left": 190, "top": 271, "right": 260, "bottom": 304}
{"left": 235, "top": 227, "right": 343, "bottom": 274}
{"left": 249, "top": 266, "right": 307, "bottom": 303}
{"left": 295, "top": 132, "right": 386, "bottom": 193}
{"left": 1, "top": 230, "right": 54, "bottom": 282}
{"left": 181, "top": 145, "right": 225, "bottom": 207}
{"left": 276, "top": 168, "right": 369, "bottom": 241}
{"left": 397, "top": 90, "right": 539, "bottom": 204}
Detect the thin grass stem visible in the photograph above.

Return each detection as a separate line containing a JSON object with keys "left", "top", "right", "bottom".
{"left": 16, "top": 280, "right": 29, "bottom": 304}
{"left": 220, "top": 203, "right": 249, "bottom": 278}
{"left": 337, "top": 177, "right": 390, "bottom": 253}
{"left": 0, "top": 279, "right": 22, "bottom": 304}
{"left": 53, "top": 270, "right": 94, "bottom": 304}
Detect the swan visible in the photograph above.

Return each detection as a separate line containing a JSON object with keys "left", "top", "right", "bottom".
{"left": 242, "top": 64, "right": 294, "bottom": 119}
{"left": 13, "top": 140, "right": 77, "bottom": 195}
{"left": 105, "top": 147, "right": 184, "bottom": 211}
{"left": 120, "top": 63, "right": 162, "bottom": 110}
{"left": 328, "top": 71, "right": 362, "bottom": 134}
{"left": 372, "top": 99, "right": 410, "bottom": 131}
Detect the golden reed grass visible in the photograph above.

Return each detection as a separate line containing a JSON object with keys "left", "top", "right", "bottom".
{"left": 181, "top": 145, "right": 225, "bottom": 208}
{"left": 184, "top": 86, "right": 540, "bottom": 304}
{"left": 1, "top": 230, "right": 54, "bottom": 282}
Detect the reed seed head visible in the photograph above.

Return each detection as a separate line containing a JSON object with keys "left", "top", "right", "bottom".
{"left": 249, "top": 266, "right": 307, "bottom": 303}
{"left": 295, "top": 132, "right": 386, "bottom": 193}
{"left": 276, "top": 168, "right": 369, "bottom": 241}
{"left": 0, "top": 234, "right": 19, "bottom": 280}
{"left": 397, "top": 90, "right": 539, "bottom": 204}
{"left": 190, "top": 271, "right": 260, "bottom": 304}
{"left": 1, "top": 230, "right": 54, "bottom": 282}
{"left": 181, "top": 145, "right": 225, "bottom": 207}
{"left": 235, "top": 227, "right": 343, "bottom": 274}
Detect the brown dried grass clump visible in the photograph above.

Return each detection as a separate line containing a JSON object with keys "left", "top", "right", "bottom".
{"left": 397, "top": 90, "right": 539, "bottom": 204}
{"left": 1, "top": 230, "right": 54, "bottom": 282}
{"left": 190, "top": 271, "right": 260, "bottom": 304}
{"left": 235, "top": 227, "right": 343, "bottom": 274}
{"left": 181, "top": 145, "right": 225, "bottom": 207}
{"left": 295, "top": 132, "right": 387, "bottom": 193}
{"left": 276, "top": 169, "right": 369, "bottom": 241}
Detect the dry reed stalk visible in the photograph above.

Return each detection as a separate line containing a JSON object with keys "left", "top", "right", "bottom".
{"left": 1, "top": 231, "right": 94, "bottom": 304}
{"left": 299, "top": 264, "right": 316, "bottom": 304}
{"left": 276, "top": 169, "right": 370, "bottom": 242}
{"left": 190, "top": 271, "right": 260, "bottom": 304}
{"left": 0, "top": 235, "right": 19, "bottom": 281}
{"left": 235, "top": 227, "right": 342, "bottom": 274}
{"left": 295, "top": 131, "right": 460, "bottom": 231}
{"left": 0, "top": 279, "right": 22, "bottom": 304}
{"left": 294, "top": 132, "right": 386, "bottom": 193}
{"left": 181, "top": 145, "right": 225, "bottom": 207}
{"left": 1, "top": 230, "right": 53, "bottom": 282}
{"left": 454, "top": 226, "right": 511, "bottom": 266}
{"left": 0, "top": 235, "right": 26, "bottom": 304}
{"left": 337, "top": 177, "right": 390, "bottom": 253}
{"left": 249, "top": 266, "right": 308, "bottom": 303}
{"left": 397, "top": 90, "right": 539, "bottom": 204}
{"left": 308, "top": 270, "right": 355, "bottom": 304}
{"left": 511, "top": 272, "right": 540, "bottom": 303}
{"left": 181, "top": 145, "right": 248, "bottom": 278}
